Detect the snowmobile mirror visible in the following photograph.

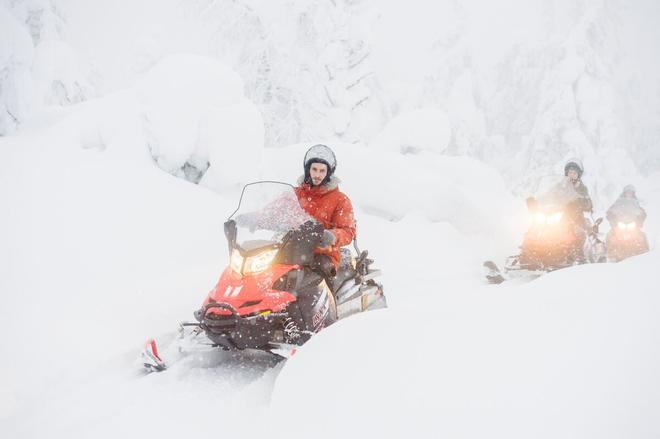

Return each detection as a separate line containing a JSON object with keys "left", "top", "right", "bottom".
{"left": 224, "top": 220, "right": 237, "bottom": 255}
{"left": 526, "top": 197, "right": 538, "bottom": 211}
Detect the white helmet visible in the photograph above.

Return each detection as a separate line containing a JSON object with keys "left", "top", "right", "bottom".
{"left": 303, "top": 144, "right": 337, "bottom": 185}
{"left": 303, "top": 144, "right": 337, "bottom": 175}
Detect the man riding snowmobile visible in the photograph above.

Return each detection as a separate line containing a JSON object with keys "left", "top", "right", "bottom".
{"left": 295, "top": 144, "right": 356, "bottom": 288}
{"left": 560, "top": 159, "right": 593, "bottom": 262}
{"left": 140, "top": 145, "right": 385, "bottom": 372}
{"left": 484, "top": 158, "right": 601, "bottom": 283}
{"left": 524, "top": 159, "right": 593, "bottom": 264}
{"left": 605, "top": 184, "right": 649, "bottom": 262}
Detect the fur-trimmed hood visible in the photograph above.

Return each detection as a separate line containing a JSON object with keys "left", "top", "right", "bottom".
{"left": 296, "top": 174, "right": 341, "bottom": 191}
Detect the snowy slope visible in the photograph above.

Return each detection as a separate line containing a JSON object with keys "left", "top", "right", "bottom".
{"left": 0, "top": 59, "right": 239, "bottom": 427}
{"left": 273, "top": 250, "right": 660, "bottom": 438}
{"left": 2, "top": 2, "right": 660, "bottom": 438}
{"left": 2, "top": 84, "right": 659, "bottom": 437}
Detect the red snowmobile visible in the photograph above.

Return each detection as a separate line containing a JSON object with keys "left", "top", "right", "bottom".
{"left": 141, "top": 181, "right": 386, "bottom": 372}
{"left": 484, "top": 178, "right": 605, "bottom": 284}
{"left": 606, "top": 219, "right": 649, "bottom": 262}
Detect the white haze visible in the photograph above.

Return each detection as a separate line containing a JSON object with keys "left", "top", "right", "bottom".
{"left": 2, "top": 1, "right": 660, "bottom": 438}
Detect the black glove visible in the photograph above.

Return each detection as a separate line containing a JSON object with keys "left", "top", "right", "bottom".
{"left": 321, "top": 230, "right": 336, "bottom": 248}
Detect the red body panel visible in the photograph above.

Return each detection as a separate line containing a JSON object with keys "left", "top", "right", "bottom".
{"left": 203, "top": 265, "right": 298, "bottom": 316}
{"left": 523, "top": 221, "right": 575, "bottom": 247}
{"left": 606, "top": 229, "right": 649, "bottom": 262}
{"left": 520, "top": 220, "right": 577, "bottom": 266}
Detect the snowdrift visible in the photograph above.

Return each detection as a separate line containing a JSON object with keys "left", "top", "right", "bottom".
{"left": 1, "top": 44, "right": 659, "bottom": 439}
{"left": 0, "top": 55, "right": 258, "bottom": 420}
{"left": 272, "top": 250, "right": 660, "bottom": 439}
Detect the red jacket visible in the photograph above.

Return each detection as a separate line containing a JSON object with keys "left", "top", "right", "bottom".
{"left": 295, "top": 176, "right": 356, "bottom": 267}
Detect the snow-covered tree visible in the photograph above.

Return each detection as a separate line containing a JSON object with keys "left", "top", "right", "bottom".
{"left": 0, "top": 0, "right": 93, "bottom": 135}
{"left": 184, "top": 0, "right": 386, "bottom": 147}
{"left": 0, "top": 3, "right": 35, "bottom": 135}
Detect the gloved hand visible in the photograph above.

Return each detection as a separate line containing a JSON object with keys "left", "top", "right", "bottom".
{"left": 321, "top": 230, "right": 336, "bottom": 248}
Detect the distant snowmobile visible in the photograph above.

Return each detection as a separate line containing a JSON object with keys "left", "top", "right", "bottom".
{"left": 141, "top": 181, "right": 386, "bottom": 372}
{"left": 605, "top": 214, "right": 649, "bottom": 262}
{"left": 606, "top": 220, "right": 649, "bottom": 262}
{"left": 484, "top": 178, "right": 605, "bottom": 284}
{"left": 605, "top": 186, "right": 649, "bottom": 263}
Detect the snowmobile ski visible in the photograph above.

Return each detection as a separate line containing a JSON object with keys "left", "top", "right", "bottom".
{"left": 483, "top": 260, "right": 506, "bottom": 284}
{"left": 141, "top": 338, "right": 167, "bottom": 372}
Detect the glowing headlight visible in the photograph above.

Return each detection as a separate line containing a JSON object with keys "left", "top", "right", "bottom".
{"left": 534, "top": 212, "right": 562, "bottom": 225}
{"left": 626, "top": 222, "right": 637, "bottom": 231}
{"left": 230, "top": 248, "right": 278, "bottom": 275}
{"left": 617, "top": 222, "right": 626, "bottom": 230}
{"left": 243, "top": 248, "right": 278, "bottom": 274}
{"left": 547, "top": 212, "right": 563, "bottom": 224}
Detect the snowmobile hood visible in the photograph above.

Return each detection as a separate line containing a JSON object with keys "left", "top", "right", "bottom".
{"left": 205, "top": 265, "right": 297, "bottom": 316}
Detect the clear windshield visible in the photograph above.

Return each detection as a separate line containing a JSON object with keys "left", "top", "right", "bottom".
{"left": 535, "top": 177, "right": 581, "bottom": 211}
{"left": 231, "top": 182, "right": 314, "bottom": 248}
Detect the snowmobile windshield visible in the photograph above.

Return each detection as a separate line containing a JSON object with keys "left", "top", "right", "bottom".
{"left": 535, "top": 177, "right": 582, "bottom": 211}
{"left": 231, "top": 182, "right": 316, "bottom": 247}
{"left": 609, "top": 198, "right": 644, "bottom": 224}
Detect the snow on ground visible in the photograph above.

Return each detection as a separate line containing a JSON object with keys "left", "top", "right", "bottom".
{"left": 2, "top": 51, "right": 660, "bottom": 439}
{"left": 0, "top": 59, "right": 239, "bottom": 428}
{"left": 272, "top": 250, "right": 660, "bottom": 438}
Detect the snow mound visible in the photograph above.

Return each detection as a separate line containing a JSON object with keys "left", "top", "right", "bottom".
{"left": 0, "top": 89, "right": 233, "bottom": 417}
{"left": 32, "top": 40, "right": 94, "bottom": 106}
{"left": 198, "top": 101, "right": 265, "bottom": 191}
{"left": 370, "top": 108, "right": 452, "bottom": 155}
{"left": 271, "top": 250, "right": 660, "bottom": 439}
{"left": 135, "top": 53, "right": 263, "bottom": 185}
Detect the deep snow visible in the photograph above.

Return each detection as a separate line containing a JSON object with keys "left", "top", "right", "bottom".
{"left": 2, "top": 3, "right": 660, "bottom": 438}
{"left": 2, "top": 64, "right": 659, "bottom": 438}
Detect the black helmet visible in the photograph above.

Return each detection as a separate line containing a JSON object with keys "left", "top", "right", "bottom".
{"left": 303, "top": 144, "right": 336, "bottom": 185}
{"left": 564, "top": 158, "right": 584, "bottom": 178}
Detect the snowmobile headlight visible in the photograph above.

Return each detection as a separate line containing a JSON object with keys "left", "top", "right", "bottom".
{"left": 534, "top": 213, "right": 546, "bottom": 224}
{"left": 230, "top": 248, "right": 244, "bottom": 273}
{"left": 547, "top": 212, "right": 563, "bottom": 224}
{"left": 626, "top": 222, "right": 637, "bottom": 231}
{"left": 243, "top": 248, "right": 279, "bottom": 274}
{"left": 617, "top": 222, "right": 627, "bottom": 230}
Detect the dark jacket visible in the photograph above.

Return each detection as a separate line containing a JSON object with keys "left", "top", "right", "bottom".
{"left": 562, "top": 179, "right": 592, "bottom": 227}
{"left": 606, "top": 195, "right": 647, "bottom": 227}
{"left": 571, "top": 180, "right": 592, "bottom": 212}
